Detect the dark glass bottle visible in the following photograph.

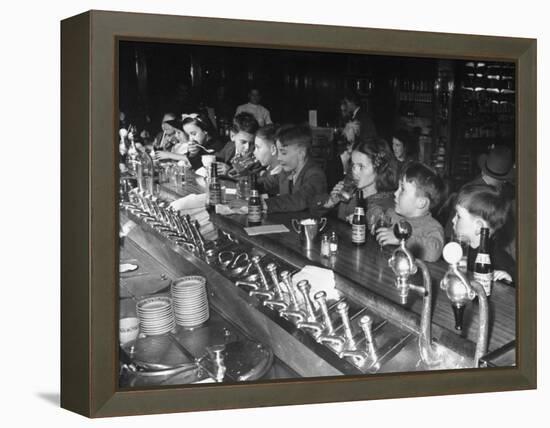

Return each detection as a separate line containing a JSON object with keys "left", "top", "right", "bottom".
{"left": 351, "top": 206, "right": 366, "bottom": 246}
{"left": 208, "top": 165, "right": 222, "bottom": 207}
{"left": 473, "top": 227, "right": 493, "bottom": 296}
{"left": 247, "top": 189, "right": 262, "bottom": 226}
{"left": 249, "top": 173, "right": 257, "bottom": 192}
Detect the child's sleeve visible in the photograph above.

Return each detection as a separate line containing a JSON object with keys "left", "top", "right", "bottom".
{"left": 406, "top": 223, "right": 445, "bottom": 262}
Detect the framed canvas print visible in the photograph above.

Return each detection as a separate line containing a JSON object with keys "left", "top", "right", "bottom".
{"left": 60, "top": 10, "right": 536, "bottom": 417}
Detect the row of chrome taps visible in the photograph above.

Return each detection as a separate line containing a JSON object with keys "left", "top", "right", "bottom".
{"left": 122, "top": 188, "right": 207, "bottom": 257}
{"left": 232, "top": 256, "right": 380, "bottom": 371}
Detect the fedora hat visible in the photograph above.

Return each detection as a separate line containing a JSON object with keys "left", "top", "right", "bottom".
{"left": 477, "top": 145, "right": 514, "bottom": 181}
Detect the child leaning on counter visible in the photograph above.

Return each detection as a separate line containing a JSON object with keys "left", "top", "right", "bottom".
{"left": 376, "top": 162, "right": 445, "bottom": 263}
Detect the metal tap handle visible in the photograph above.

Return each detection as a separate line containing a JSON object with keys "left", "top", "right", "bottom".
{"left": 297, "top": 280, "right": 317, "bottom": 322}
{"left": 280, "top": 271, "right": 300, "bottom": 309}
{"left": 169, "top": 208, "right": 185, "bottom": 236}
{"left": 251, "top": 256, "right": 270, "bottom": 291}
{"left": 359, "top": 315, "right": 378, "bottom": 359}
{"left": 314, "top": 291, "right": 334, "bottom": 335}
{"left": 207, "top": 344, "right": 226, "bottom": 382}
{"left": 266, "top": 263, "right": 285, "bottom": 300}
{"left": 337, "top": 301, "right": 356, "bottom": 349}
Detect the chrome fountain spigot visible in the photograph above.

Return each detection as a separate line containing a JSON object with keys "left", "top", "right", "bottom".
{"left": 359, "top": 315, "right": 380, "bottom": 370}
{"left": 315, "top": 291, "right": 345, "bottom": 352}
{"left": 279, "top": 271, "right": 306, "bottom": 323}
{"left": 206, "top": 344, "right": 226, "bottom": 382}
{"left": 387, "top": 220, "right": 441, "bottom": 367}
{"left": 387, "top": 220, "right": 421, "bottom": 304}
{"left": 440, "top": 242, "right": 489, "bottom": 367}
{"left": 296, "top": 280, "right": 324, "bottom": 337}
{"left": 337, "top": 301, "right": 368, "bottom": 363}
{"left": 264, "top": 263, "right": 289, "bottom": 311}
{"left": 249, "top": 256, "right": 275, "bottom": 299}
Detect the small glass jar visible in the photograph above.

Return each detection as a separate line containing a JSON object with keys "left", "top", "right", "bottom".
{"left": 320, "top": 234, "right": 331, "bottom": 258}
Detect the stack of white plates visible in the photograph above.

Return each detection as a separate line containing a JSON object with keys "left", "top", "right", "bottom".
{"left": 136, "top": 296, "right": 175, "bottom": 336}
{"left": 171, "top": 276, "right": 210, "bottom": 329}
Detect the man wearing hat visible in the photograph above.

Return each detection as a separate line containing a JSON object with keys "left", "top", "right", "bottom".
{"left": 468, "top": 145, "right": 515, "bottom": 189}
{"left": 465, "top": 145, "right": 517, "bottom": 272}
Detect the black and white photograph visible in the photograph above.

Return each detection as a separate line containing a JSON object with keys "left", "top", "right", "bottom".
{"left": 117, "top": 40, "right": 517, "bottom": 387}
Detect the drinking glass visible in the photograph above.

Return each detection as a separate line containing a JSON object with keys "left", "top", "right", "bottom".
{"left": 374, "top": 213, "right": 392, "bottom": 251}
{"left": 452, "top": 233, "right": 470, "bottom": 269}
{"left": 237, "top": 176, "right": 251, "bottom": 200}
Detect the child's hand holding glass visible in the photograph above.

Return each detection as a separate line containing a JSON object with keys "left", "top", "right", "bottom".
{"left": 374, "top": 213, "right": 396, "bottom": 249}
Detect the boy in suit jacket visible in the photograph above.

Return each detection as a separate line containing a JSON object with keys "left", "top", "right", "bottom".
{"left": 265, "top": 124, "right": 327, "bottom": 213}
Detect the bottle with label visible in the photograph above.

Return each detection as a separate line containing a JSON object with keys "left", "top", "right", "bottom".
{"left": 249, "top": 173, "right": 257, "bottom": 192}
{"left": 351, "top": 206, "right": 366, "bottom": 246}
{"left": 208, "top": 164, "right": 222, "bottom": 208}
{"left": 247, "top": 189, "right": 262, "bottom": 226}
{"left": 473, "top": 227, "right": 493, "bottom": 296}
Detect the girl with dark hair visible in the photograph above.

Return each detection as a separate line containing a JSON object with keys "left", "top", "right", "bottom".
{"left": 155, "top": 113, "right": 223, "bottom": 170}
{"left": 314, "top": 138, "right": 397, "bottom": 228}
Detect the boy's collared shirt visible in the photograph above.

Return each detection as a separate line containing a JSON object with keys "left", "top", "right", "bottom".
{"left": 387, "top": 208, "right": 445, "bottom": 262}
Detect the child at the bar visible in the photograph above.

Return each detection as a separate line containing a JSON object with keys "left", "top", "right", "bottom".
{"left": 376, "top": 162, "right": 445, "bottom": 262}
{"left": 253, "top": 124, "right": 281, "bottom": 196}
{"left": 215, "top": 112, "right": 259, "bottom": 173}
{"left": 155, "top": 113, "right": 223, "bottom": 170}
{"left": 451, "top": 183, "right": 514, "bottom": 282}
{"left": 264, "top": 124, "right": 327, "bottom": 213}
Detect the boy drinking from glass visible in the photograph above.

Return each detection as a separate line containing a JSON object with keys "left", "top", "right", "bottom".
{"left": 264, "top": 124, "right": 327, "bottom": 213}
{"left": 452, "top": 183, "right": 514, "bottom": 282}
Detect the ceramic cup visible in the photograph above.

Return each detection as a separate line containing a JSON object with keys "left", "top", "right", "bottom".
{"left": 119, "top": 317, "right": 140, "bottom": 345}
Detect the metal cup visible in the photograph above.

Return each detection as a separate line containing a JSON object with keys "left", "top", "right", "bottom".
{"left": 291, "top": 217, "right": 327, "bottom": 248}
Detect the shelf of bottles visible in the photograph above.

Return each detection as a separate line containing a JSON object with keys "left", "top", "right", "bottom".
{"left": 431, "top": 64, "right": 454, "bottom": 177}
{"left": 460, "top": 61, "right": 515, "bottom": 144}
{"left": 397, "top": 78, "right": 434, "bottom": 118}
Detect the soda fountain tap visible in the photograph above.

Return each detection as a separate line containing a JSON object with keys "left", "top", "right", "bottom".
{"left": 193, "top": 220, "right": 207, "bottom": 252}
{"left": 315, "top": 291, "right": 345, "bottom": 352}
{"left": 279, "top": 271, "right": 306, "bottom": 323}
{"left": 358, "top": 315, "right": 380, "bottom": 370}
{"left": 235, "top": 280, "right": 260, "bottom": 291}
{"left": 264, "top": 263, "right": 289, "bottom": 311}
{"left": 388, "top": 220, "right": 441, "bottom": 366}
{"left": 296, "top": 280, "right": 324, "bottom": 337}
{"left": 249, "top": 256, "right": 275, "bottom": 299}
{"left": 440, "top": 242, "right": 489, "bottom": 367}
{"left": 337, "top": 301, "right": 368, "bottom": 363}
{"left": 206, "top": 345, "right": 226, "bottom": 383}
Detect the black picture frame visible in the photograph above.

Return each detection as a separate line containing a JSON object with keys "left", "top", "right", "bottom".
{"left": 61, "top": 10, "right": 536, "bottom": 417}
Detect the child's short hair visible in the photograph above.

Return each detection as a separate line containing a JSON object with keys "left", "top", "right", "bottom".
{"left": 402, "top": 162, "right": 444, "bottom": 209}
{"left": 456, "top": 184, "right": 511, "bottom": 232}
{"left": 232, "top": 112, "right": 259, "bottom": 135}
{"left": 256, "top": 124, "right": 278, "bottom": 145}
{"left": 276, "top": 124, "right": 312, "bottom": 152}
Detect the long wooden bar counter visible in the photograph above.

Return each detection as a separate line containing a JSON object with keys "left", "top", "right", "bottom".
{"left": 159, "top": 177, "right": 516, "bottom": 358}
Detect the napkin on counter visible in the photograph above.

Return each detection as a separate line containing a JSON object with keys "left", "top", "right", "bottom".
{"left": 291, "top": 265, "right": 341, "bottom": 308}
{"left": 195, "top": 167, "right": 208, "bottom": 178}
{"left": 169, "top": 193, "right": 207, "bottom": 211}
{"left": 244, "top": 225, "right": 290, "bottom": 236}
{"left": 215, "top": 204, "right": 248, "bottom": 216}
